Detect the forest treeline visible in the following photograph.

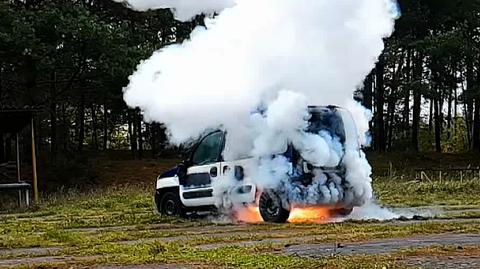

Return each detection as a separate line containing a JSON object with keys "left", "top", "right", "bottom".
{"left": 0, "top": 0, "right": 479, "bottom": 168}
{"left": 359, "top": 0, "right": 480, "bottom": 153}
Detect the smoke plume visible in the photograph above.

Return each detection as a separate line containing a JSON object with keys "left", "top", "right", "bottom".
{"left": 113, "top": 0, "right": 235, "bottom": 21}
{"left": 120, "top": 0, "right": 399, "bottom": 216}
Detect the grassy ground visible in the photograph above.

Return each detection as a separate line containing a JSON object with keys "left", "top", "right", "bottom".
{"left": 1, "top": 157, "right": 480, "bottom": 268}
{"left": 374, "top": 178, "right": 480, "bottom": 207}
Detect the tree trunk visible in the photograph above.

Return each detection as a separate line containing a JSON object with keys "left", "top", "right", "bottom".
{"left": 91, "top": 104, "right": 98, "bottom": 150}
{"left": 466, "top": 56, "right": 474, "bottom": 148}
{"left": 439, "top": 94, "right": 444, "bottom": 135}
{"left": 473, "top": 101, "right": 480, "bottom": 152}
{"left": 77, "top": 93, "right": 85, "bottom": 152}
{"left": 136, "top": 109, "right": 143, "bottom": 159}
{"left": 0, "top": 133, "right": 4, "bottom": 163}
{"left": 428, "top": 97, "right": 434, "bottom": 133}
{"left": 387, "top": 98, "right": 395, "bottom": 150}
{"left": 412, "top": 52, "right": 422, "bottom": 152}
{"left": 434, "top": 92, "right": 442, "bottom": 153}
{"left": 151, "top": 123, "right": 157, "bottom": 158}
{"left": 473, "top": 65, "right": 480, "bottom": 151}
{"left": 454, "top": 85, "right": 458, "bottom": 137}
{"left": 0, "top": 62, "right": 3, "bottom": 99}
{"left": 403, "top": 49, "right": 412, "bottom": 138}
{"left": 50, "top": 99, "right": 57, "bottom": 158}
{"left": 60, "top": 103, "right": 69, "bottom": 153}
{"left": 4, "top": 135, "right": 11, "bottom": 162}
{"left": 23, "top": 55, "right": 37, "bottom": 105}
{"left": 50, "top": 71, "right": 57, "bottom": 161}
{"left": 363, "top": 71, "right": 374, "bottom": 110}
{"left": 128, "top": 112, "right": 133, "bottom": 150}
{"left": 128, "top": 110, "right": 137, "bottom": 158}
{"left": 446, "top": 86, "right": 453, "bottom": 139}
{"left": 374, "top": 55, "right": 386, "bottom": 152}
{"left": 103, "top": 99, "right": 108, "bottom": 150}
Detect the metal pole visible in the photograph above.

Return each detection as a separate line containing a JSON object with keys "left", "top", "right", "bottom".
{"left": 16, "top": 133, "right": 22, "bottom": 206}
{"left": 31, "top": 117, "right": 39, "bottom": 204}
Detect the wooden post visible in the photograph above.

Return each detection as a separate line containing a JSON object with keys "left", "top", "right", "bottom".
{"left": 16, "top": 133, "right": 22, "bottom": 206}
{"left": 16, "top": 133, "right": 20, "bottom": 182}
{"left": 31, "top": 117, "right": 39, "bottom": 204}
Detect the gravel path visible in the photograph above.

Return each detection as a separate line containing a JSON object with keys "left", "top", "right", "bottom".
{"left": 403, "top": 256, "right": 480, "bottom": 269}
{"left": 283, "top": 233, "right": 480, "bottom": 257}
{"left": 2, "top": 217, "right": 480, "bottom": 260}
{"left": 95, "top": 265, "right": 199, "bottom": 269}
{"left": 0, "top": 246, "right": 61, "bottom": 257}
{"left": 0, "top": 255, "right": 101, "bottom": 267}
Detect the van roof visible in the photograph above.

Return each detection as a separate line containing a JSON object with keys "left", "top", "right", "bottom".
{"left": 307, "top": 105, "right": 342, "bottom": 112}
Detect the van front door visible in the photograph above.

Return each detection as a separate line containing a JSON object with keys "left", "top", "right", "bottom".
{"left": 180, "top": 131, "right": 224, "bottom": 207}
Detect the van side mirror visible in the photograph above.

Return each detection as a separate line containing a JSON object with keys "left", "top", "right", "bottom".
{"left": 177, "top": 163, "right": 188, "bottom": 180}
{"left": 181, "top": 151, "right": 190, "bottom": 162}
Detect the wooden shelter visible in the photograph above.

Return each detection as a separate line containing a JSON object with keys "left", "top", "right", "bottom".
{"left": 0, "top": 109, "right": 38, "bottom": 206}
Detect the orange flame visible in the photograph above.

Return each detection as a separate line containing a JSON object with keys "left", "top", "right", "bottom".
{"left": 288, "top": 206, "right": 332, "bottom": 223}
{"left": 234, "top": 206, "right": 332, "bottom": 223}
{"left": 234, "top": 206, "right": 263, "bottom": 223}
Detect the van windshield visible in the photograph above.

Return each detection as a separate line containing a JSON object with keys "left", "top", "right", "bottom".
{"left": 307, "top": 107, "right": 346, "bottom": 143}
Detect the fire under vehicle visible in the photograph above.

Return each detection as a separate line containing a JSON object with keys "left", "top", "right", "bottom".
{"left": 155, "top": 106, "right": 360, "bottom": 223}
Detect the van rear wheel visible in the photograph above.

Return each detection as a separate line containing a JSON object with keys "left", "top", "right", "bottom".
{"left": 259, "top": 191, "right": 290, "bottom": 223}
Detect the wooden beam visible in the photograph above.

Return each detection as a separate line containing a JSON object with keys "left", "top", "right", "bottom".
{"left": 31, "top": 118, "right": 38, "bottom": 204}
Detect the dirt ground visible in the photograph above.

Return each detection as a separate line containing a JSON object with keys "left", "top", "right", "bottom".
{"left": 1, "top": 206, "right": 480, "bottom": 268}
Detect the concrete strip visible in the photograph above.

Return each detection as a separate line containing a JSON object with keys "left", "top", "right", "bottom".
{"left": 284, "top": 233, "right": 480, "bottom": 257}
{"left": 0, "top": 246, "right": 61, "bottom": 257}
{"left": 0, "top": 255, "right": 101, "bottom": 267}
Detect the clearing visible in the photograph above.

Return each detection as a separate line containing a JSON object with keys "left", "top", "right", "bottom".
{"left": 1, "top": 157, "right": 480, "bottom": 268}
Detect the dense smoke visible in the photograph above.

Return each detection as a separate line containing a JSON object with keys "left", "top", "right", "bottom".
{"left": 242, "top": 92, "right": 373, "bottom": 208}
{"left": 113, "top": 0, "right": 235, "bottom": 21}
{"left": 120, "top": 0, "right": 399, "bottom": 215}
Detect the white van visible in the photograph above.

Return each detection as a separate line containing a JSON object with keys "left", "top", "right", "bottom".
{"left": 154, "top": 106, "right": 358, "bottom": 223}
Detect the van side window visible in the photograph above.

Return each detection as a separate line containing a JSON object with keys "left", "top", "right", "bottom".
{"left": 192, "top": 132, "right": 223, "bottom": 165}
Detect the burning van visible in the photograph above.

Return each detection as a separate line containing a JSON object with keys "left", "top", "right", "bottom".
{"left": 155, "top": 105, "right": 368, "bottom": 223}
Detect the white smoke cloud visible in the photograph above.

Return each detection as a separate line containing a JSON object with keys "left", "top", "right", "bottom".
{"left": 113, "top": 0, "right": 236, "bottom": 21}
{"left": 124, "top": 0, "right": 395, "bottom": 145}
{"left": 122, "top": 0, "right": 399, "bottom": 215}
{"left": 345, "top": 100, "right": 373, "bottom": 146}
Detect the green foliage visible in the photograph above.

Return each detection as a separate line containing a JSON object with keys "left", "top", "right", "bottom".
{"left": 368, "top": 0, "right": 480, "bottom": 153}
{"left": 0, "top": 1, "right": 197, "bottom": 162}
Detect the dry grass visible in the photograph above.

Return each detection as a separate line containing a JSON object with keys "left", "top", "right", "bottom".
{"left": 1, "top": 155, "right": 480, "bottom": 268}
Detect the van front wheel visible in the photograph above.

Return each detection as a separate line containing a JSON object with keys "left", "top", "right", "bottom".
{"left": 158, "top": 191, "right": 184, "bottom": 217}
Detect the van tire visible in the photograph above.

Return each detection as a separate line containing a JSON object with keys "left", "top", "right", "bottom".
{"left": 259, "top": 191, "right": 290, "bottom": 223}
{"left": 158, "top": 191, "right": 184, "bottom": 217}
